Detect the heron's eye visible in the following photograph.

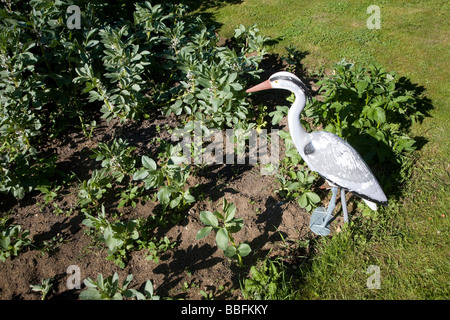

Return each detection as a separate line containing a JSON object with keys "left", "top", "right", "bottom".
{"left": 275, "top": 80, "right": 278, "bottom": 84}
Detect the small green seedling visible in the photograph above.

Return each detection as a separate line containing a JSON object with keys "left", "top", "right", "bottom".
{"left": 196, "top": 199, "right": 251, "bottom": 267}
{"left": 274, "top": 130, "right": 321, "bottom": 212}
{"left": 36, "top": 185, "right": 61, "bottom": 211}
{"left": 142, "top": 236, "right": 176, "bottom": 263}
{"left": 30, "top": 278, "right": 53, "bottom": 300}
{"left": 80, "top": 273, "right": 133, "bottom": 300}
{"left": 0, "top": 219, "right": 32, "bottom": 262}
{"left": 199, "top": 289, "right": 214, "bottom": 300}
{"left": 126, "top": 279, "right": 160, "bottom": 300}
{"left": 77, "top": 169, "right": 113, "bottom": 209}
{"left": 91, "top": 138, "right": 136, "bottom": 183}
{"left": 117, "top": 184, "right": 142, "bottom": 209}
{"left": 80, "top": 273, "right": 160, "bottom": 300}
{"left": 82, "top": 205, "right": 139, "bottom": 268}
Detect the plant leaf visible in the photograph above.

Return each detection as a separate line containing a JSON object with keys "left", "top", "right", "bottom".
{"left": 237, "top": 243, "right": 251, "bottom": 257}
{"left": 224, "top": 203, "right": 236, "bottom": 222}
{"left": 157, "top": 187, "right": 172, "bottom": 204}
{"left": 306, "top": 191, "right": 321, "bottom": 204}
{"left": 199, "top": 211, "right": 218, "bottom": 227}
{"left": 298, "top": 193, "right": 308, "bottom": 208}
{"left": 133, "top": 169, "right": 149, "bottom": 180}
{"left": 373, "top": 107, "right": 386, "bottom": 124}
{"left": 79, "top": 288, "right": 102, "bottom": 300}
{"left": 196, "top": 227, "right": 212, "bottom": 240}
{"left": 142, "top": 156, "right": 157, "bottom": 170}
{"left": 144, "top": 280, "right": 154, "bottom": 297}
{"left": 216, "top": 228, "right": 229, "bottom": 250}
{"left": 224, "top": 245, "right": 236, "bottom": 258}
{"left": 356, "top": 80, "right": 368, "bottom": 93}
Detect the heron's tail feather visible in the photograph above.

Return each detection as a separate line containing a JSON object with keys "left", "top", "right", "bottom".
{"left": 363, "top": 198, "right": 378, "bottom": 211}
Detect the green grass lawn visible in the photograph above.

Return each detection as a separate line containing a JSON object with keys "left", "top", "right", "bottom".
{"left": 203, "top": 0, "right": 449, "bottom": 299}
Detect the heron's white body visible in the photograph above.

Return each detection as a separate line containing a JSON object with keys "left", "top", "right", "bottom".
{"left": 248, "top": 71, "right": 387, "bottom": 209}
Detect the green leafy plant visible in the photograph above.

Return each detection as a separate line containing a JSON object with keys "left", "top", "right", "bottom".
{"left": 126, "top": 279, "right": 160, "bottom": 300}
{"left": 255, "top": 104, "right": 269, "bottom": 134}
{"left": 78, "top": 115, "right": 97, "bottom": 140}
{"left": 309, "top": 59, "right": 428, "bottom": 189}
{"left": 162, "top": 22, "right": 267, "bottom": 131}
{"left": 141, "top": 235, "right": 176, "bottom": 263}
{"left": 275, "top": 170, "right": 320, "bottom": 212}
{"left": 274, "top": 130, "right": 321, "bottom": 212}
{"left": 91, "top": 138, "right": 136, "bottom": 183}
{"left": 83, "top": 206, "right": 177, "bottom": 267}
{"left": 71, "top": 2, "right": 267, "bottom": 128}
{"left": 241, "top": 259, "right": 292, "bottom": 300}
{"left": 77, "top": 169, "right": 113, "bottom": 209}
{"left": 0, "top": 218, "right": 32, "bottom": 262}
{"left": 117, "top": 183, "right": 143, "bottom": 209}
{"left": 82, "top": 205, "right": 139, "bottom": 268}
{"left": 268, "top": 105, "right": 289, "bottom": 127}
{"left": 79, "top": 272, "right": 128, "bottom": 300}
{"left": 196, "top": 199, "right": 251, "bottom": 267}
{"left": 133, "top": 147, "right": 195, "bottom": 212}
{"left": 0, "top": 0, "right": 267, "bottom": 200}
{"left": 133, "top": 155, "right": 162, "bottom": 190}
{"left": 0, "top": 23, "right": 42, "bottom": 199}
{"left": 80, "top": 272, "right": 160, "bottom": 300}
{"left": 0, "top": 0, "right": 78, "bottom": 199}
{"left": 36, "top": 185, "right": 61, "bottom": 211}
{"left": 36, "top": 182, "right": 76, "bottom": 216}
{"left": 73, "top": 25, "right": 151, "bottom": 121}
{"left": 233, "top": 24, "right": 269, "bottom": 57}
{"left": 30, "top": 278, "right": 53, "bottom": 300}
{"left": 39, "top": 234, "right": 66, "bottom": 257}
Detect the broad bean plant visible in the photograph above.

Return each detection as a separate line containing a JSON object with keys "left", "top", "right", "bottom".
{"left": 0, "top": 0, "right": 268, "bottom": 200}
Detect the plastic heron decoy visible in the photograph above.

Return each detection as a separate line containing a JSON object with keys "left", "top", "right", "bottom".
{"left": 246, "top": 72, "right": 388, "bottom": 236}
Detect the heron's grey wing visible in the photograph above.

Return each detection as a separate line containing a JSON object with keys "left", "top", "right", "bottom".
{"left": 304, "top": 131, "right": 387, "bottom": 205}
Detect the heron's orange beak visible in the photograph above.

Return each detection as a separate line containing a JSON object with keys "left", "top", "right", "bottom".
{"left": 246, "top": 79, "right": 272, "bottom": 93}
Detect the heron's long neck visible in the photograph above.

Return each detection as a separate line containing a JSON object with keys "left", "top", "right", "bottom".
{"left": 287, "top": 92, "right": 309, "bottom": 152}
